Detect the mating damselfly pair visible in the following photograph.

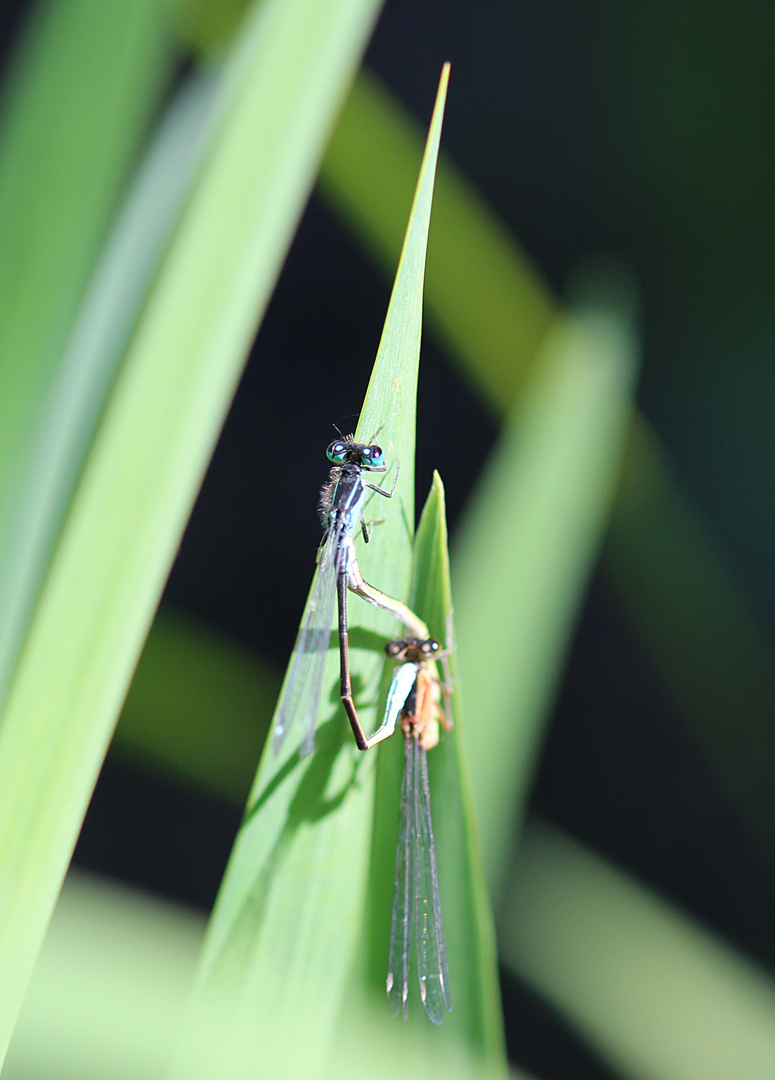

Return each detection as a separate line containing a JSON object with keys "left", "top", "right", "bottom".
{"left": 272, "top": 431, "right": 453, "bottom": 1025}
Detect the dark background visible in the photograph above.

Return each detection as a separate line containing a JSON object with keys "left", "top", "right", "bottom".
{"left": 5, "top": 2, "right": 775, "bottom": 1077}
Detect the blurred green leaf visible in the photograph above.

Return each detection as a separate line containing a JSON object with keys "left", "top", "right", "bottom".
{"left": 453, "top": 286, "right": 639, "bottom": 893}
{"left": 169, "top": 67, "right": 450, "bottom": 1080}
{"left": 5, "top": 869, "right": 511, "bottom": 1080}
{"left": 503, "top": 819, "right": 775, "bottom": 1080}
{"left": 0, "top": 70, "right": 219, "bottom": 733}
{"left": 115, "top": 607, "right": 279, "bottom": 803}
{"left": 11, "top": 822, "right": 775, "bottom": 1080}
{"left": 0, "top": 0, "right": 175, "bottom": 700}
{"left": 0, "top": 0, "right": 384, "bottom": 1061}
{"left": 5, "top": 872, "right": 205, "bottom": 1080}
{"left": 175, "top": 0, "right": 250, "bottom": 56}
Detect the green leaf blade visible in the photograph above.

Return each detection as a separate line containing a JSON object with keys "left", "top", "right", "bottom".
{"left": 366, "top": 473, "right": 508, "bottom": 1078}
{"left": 169, "top": 66, "right": 450, "bottom": 1080}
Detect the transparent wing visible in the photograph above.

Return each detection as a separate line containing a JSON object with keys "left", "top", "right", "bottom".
{"left": 413, "top": 739, "right": 452, "bottom": 1024}
{"left": 387, "top": 735, "right": 415, "bottom": 1019}
{"left": 272, "top": 531, "right": 338, "bottom": 756}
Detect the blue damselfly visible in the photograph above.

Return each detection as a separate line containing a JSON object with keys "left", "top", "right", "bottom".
{"left": 273, "top": 435, "right": 427, "bottom": 756}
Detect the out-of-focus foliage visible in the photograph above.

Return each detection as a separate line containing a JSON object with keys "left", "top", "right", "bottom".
{"left": 0, "top": 0, "right": 385, "bottom": 1068}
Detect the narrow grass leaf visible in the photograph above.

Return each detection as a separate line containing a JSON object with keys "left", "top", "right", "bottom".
{"left": 0, "top": 0, "right": 173, "bottom": 670}
{"left": 169, "top": 66, "right": 449, "bottom": 1080}
{"left": 363, "top": 473, "right": 508, "bottom": 1078}
{"left": 0, "top": 0, "right": 384, "bottom": 1061}
{"left": 0, "top": 70, "right": 216, "bottom": 708}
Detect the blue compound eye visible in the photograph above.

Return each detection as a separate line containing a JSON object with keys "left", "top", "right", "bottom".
{"left": 361, "top": 444, "right": 385, "bottom": 468}
{"left": 326, "top": 440, "right": 349, "bottom": 464}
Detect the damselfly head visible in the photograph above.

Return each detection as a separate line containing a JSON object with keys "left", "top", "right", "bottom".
{"left": 326, "top": 437, "right": 385, "bottom": 470}
{"left": 385, "top": 637, "right": 440, "bottom": 662}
